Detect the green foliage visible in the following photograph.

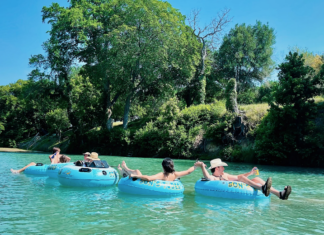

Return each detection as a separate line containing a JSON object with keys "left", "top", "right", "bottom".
{"left": 255, "top": 52, "right": 324, "bottom": 166}
{"left": 231, "top": 144, "right": 255, "bottom": 162}
{"left": 45, "top": 109, "right": 70, "bottom": 141}
{"left": 204, "top": 112, "right": 236, "bottom": 145}
{"left": 0, "top": 122, "right": 4, "bottom": 135}
{"left": 237, "top": 87, "right": 257, "bottom": 104}
{"left": 132, "top": 98, "right": 228, "bottom": 158}
{"left": 255, "top": 81, "right": 278, "bottom": 103}
{"left": 213, "top": 21, "right": 275, "bottom": 92}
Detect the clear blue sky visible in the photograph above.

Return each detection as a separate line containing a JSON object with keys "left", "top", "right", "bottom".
{"left": 1, "top": 0, "right": 324, "bottom": 85}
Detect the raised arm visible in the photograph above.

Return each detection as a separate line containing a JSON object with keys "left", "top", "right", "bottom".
{"left": 237, "top": 167, "right": 257, "bottom": 178}
{"left": 227, "top": 167, "right": 257, "bottom": 181}
{"left": 175, "top": 166, "right": 196, "bottom": 178}
{"left": 130, "top": 172, "right": 164, "bottom": 182}
{"left": 195, "top": 162, "right": 215, "bottom": 180}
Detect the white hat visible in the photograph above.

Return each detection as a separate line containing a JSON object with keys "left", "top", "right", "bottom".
{"left": 87, "top": 152, "right": 100, "bottom": 160}
{"left": 208, "top": 158, "right": 228, "bottom": 169}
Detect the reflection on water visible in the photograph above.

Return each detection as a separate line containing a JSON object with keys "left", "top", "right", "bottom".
{"left": 1, "top": 152, "right": 324, "bottom": 234}
{"left": 195, "top": 194, "right": 270, "bottom": 215}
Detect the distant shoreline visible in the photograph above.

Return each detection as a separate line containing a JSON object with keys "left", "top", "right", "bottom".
{"left": 0, "top": 148, "right": 42, "bottom": 153}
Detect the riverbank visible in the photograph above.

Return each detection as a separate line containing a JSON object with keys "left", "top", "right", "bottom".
{"left": 0, "top": 148, "right": 42, "bottom": 153}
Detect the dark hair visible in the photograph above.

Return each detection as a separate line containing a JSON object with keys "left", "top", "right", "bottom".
{"left": 162, "top": 158, "right": 175, "bottom": 175}
{"left": 210, "top": 167, "right": 216, "bottom": 173}
{"left": 59, "top": 155, "right": 68, "bottom": 163}
{"left": 53, "top": 147, "right": 60, "bottom": 154}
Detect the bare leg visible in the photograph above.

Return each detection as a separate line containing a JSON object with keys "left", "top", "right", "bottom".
{"left": 251, "top": 177, "right": 280, "bottom": 198}
{"left": 238, "top": 175, "right": 264, "bottom": 190}
{"left": 121, "top": 161, "right": 142, "bottom": 176}
{"left": 11, "top": 162, "right": 36, "bottom": 174}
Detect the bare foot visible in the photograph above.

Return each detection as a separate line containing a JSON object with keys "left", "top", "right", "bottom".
{"left": 118, "top": 164, "right": 122, "bottom": 171}
{"left": 118, "top": 164, "right": 129, "bottom": 177}
{"left": 10, "top": 169, "right": 19, "bottom": 174}
{"left": 121, "top": 161, "right": 127, "bottom": 170}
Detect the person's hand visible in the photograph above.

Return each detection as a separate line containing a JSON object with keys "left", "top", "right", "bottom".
{"left": 194, "top": 161, "right": 202, "bottom": 168}
{"left": 194, "top": 161, "right": 206, "bottom": 168}
{"left": 251, "top": 167, "right": 258, "bottom": 175}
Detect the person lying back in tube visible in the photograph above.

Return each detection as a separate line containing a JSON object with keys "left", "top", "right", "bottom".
{"left": 10, "top": 152, "right": 70, "bottom": 174}
{"left": 49, "top": 147, "right": 71, "bottom": 164}
{"left": 194, "top": 158, "right": 292, "bottom": 200}
{"left": 118, "top": 158, "right": 197, "bottom": 181}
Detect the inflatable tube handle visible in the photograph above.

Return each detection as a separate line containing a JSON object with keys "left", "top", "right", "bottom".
{"left": 79, "top": 168, "right": 92, "bottom": 172}
{"left": 36, "top": 163, "right": 44, "bottom": 166}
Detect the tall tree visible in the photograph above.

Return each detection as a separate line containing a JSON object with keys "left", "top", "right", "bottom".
{"left": 255, "top": 52, "right": 324, "bottom": 165}
{"left": 213, "top": 21, "right": 275, "bottom": 93}
{"left": 180, "top": 9, "right": 231, "bottom": 106}
{"left": 108, "top": 1, "right": 200, "bottom": 129}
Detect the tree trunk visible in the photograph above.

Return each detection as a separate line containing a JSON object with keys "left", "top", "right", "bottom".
{"left": 198, "top": 40, "right": 207, "bottom": 104}
{"left": 106, "top": 111, "right": 113, "bottom": 130}
{"left": 199, "top": 75, "right": 206, "bottom": 104}
{"left": 123, "top": 95, "right": 132, "bottom": 129}
{"left": 104, "top": 78, "right": 113, "bottom": 131}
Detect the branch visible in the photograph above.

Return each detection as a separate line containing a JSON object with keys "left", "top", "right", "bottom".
{"left": 187, "top": 8, "right": 232, "bottom": 50}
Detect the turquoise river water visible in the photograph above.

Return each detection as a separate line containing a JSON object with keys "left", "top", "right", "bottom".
{"left": 1, "top": 152, "right": 324, "bottom": 234}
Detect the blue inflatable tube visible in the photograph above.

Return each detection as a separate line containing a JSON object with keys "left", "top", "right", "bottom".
{"left": 118, "top": 177, "right": 184, "bottom": 196}
{"left": 24, "top": 163, "right": 49, "bottom": 176}
{"left": 58, "top": 165, "right": 119, "bottom": 187}
{"left": 46, "top": 163, "right": 74, "bottom": 179}
{"left": 195, "top": 180, "right": 269, "bottom": 200}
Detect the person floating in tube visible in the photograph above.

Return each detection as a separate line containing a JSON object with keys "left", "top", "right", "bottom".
{"left": 75, "top": 152, "right": 100, "bottom": 167}
{"left": 118, "top": 158, "right": 197, "bottom": 181}
{"left": 194, "top": 158, "right": 292, "bottom": 200}
{"left": 49, "top": 147, "right": 70, "bottom": 164}
{"left": 10, "top": 147, "right": 70, "bottom": 174}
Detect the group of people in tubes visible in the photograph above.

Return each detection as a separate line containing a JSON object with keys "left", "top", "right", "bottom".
{"left": 10, "top": 147, "right": 292, "bottom": 200}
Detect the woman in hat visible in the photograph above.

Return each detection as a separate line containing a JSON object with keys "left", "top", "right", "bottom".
{"left": 194, "top": 158, "right": 292, "bottom": 200}
{"left": 118, "top": 158, "right": 197, "bottom": 182}
{"left": 86, "top": 152, "right": 100, "bottom": 162}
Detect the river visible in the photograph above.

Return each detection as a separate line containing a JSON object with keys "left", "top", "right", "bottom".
{"left": 1, "top": 152, "right": 324, "bottom": 234}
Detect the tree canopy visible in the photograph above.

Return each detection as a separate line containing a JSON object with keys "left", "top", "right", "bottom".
{"left": 213, "top": 21, "right": 275, "bottom": 93}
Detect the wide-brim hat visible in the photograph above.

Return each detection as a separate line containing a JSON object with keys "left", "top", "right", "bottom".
{"left": 83, "top": 152, "right": 91, "bottom": 155}
{"left": 208, "top": 158, "right": 228, "bottom": 169}
{"left": 87, "top": 152, "right": 100, "bottom": 160}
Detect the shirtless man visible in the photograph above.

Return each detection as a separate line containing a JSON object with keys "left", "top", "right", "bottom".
{"left": 194, "top": 158, "right": 292, "bottom": 200}
{"left": 49, "top": 147, "right": 70, "bottom": 164}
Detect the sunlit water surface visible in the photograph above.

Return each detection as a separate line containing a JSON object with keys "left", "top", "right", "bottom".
{"left": 1, "top": 152, "right": 324, "bottom": 234}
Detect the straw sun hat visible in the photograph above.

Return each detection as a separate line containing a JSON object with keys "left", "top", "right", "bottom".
{"left": 208, "top": 158, "right": 228, "bottom": 169}
{"left": 87, "top": 152, "right": 100, "bottom": 160}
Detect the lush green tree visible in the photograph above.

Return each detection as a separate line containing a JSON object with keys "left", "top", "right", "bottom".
{"left": 213, "top": 21, "right": 275, "bottom": 93}
{"left": 0, "top": 80, "right": 37, "bottom": 146}
{"left": 45, "top": 109, "right": 70, "bottom": 142}
{"left": 107, "top": 1, "right": 200, "bottom": 129}
{"left": 41, "top": 0, "right": 199, "bottom": 131}
{"left": 255, "top": 52, "right": 324, "bottom": 165}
